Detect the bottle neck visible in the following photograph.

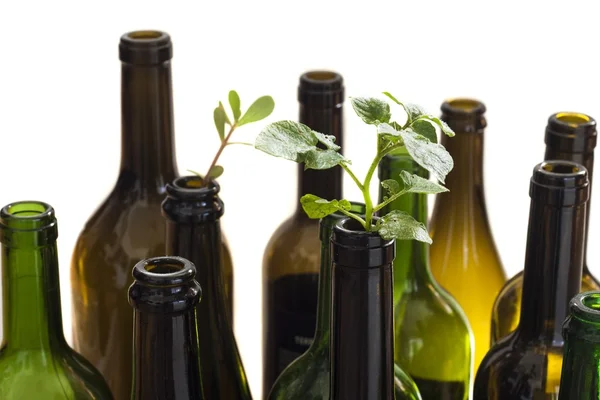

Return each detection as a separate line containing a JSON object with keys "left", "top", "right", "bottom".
{"left": 1, "top": 241, "right": 65, "bottom": 350}
{"left": 518, "top": 201, "right": 586, "bottom": 343}
{"left": 379, "top": 155, "right": 432, "bottom": 298}
{"left": 330, "top": 262, "right": 395, "bottom": 400}
{"left": 296, "top": 104, "right": 343, "bottom": 215}
{"left": 545, "top": 147, "right": 594, "bottom": 268}
{"left": 119, "top": 61, "right": 178, "bottom": 189}
{"left": 131, "top": 308, "right": 203, "bottom": 399}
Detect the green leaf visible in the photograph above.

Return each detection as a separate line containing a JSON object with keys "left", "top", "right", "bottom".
{"left": 213, "top": 106, "right": 227, "bottom": 141}
{"left": 206, "top": 165, "right": 224, "bottom": 180}
{"left": 382, "top": 91, "right": 403, "bottom": 106}
{"left": 381, "top": 179, "right": 400, "bottom": 198}
{"left": 376, "top": 210, "right": 432, "bottom": 243}
{"left": 411, "top": 119, "right": 437, "bottom": 143}
{"left": 238, "top": 96, "right": 275, "bottom": 126}
{"left": 255, "top": 120, "right": 347, "bottom": 170}
{"left": 430, "top": 116, "right": 455, "bottom": 137}
{"left": 404, "top": 103, "right": 426, "bottom": 122}
{"left": 228, "top": 90, "right": 242, "bottom": 122}
{"left": 300, "top": 194, "right": 351, "bottom": 219}
{"left": 350, "top": 97, "right": 392, "bottom": 125}
{"left": 398, "top": 170, "right": 448, "bottom": 194}
{"left": 399, "top": 128, "right": 454, "bottom": 183}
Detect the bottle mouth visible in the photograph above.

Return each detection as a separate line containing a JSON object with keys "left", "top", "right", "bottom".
{"left": 0, "top": 201, "right": 56, "bottom": 231}
{"left": 570, "top": 291, "right": 600, "bottom": 324}
{"left": 440, "top": 98, "right": 486, "bottom": 133}
{"left": 320, "top": 202, "right": 366, "bottom": 241}
{"left": 545, "top": 112, "right": 597, "bottom": 153}
{"left": 298, "top": 70, "right": 344, "bottom": 107}
{"left": 132, "top": 256, "right": 196, "bottom": 287}
{"left": 119, "top": 30, "right": 172, "bottom": 65}
{"left": 530, "top": 160, "right": 589, "bottom": 206}
{"left": 167, "top": 175, "right": 221, "bottom": 198}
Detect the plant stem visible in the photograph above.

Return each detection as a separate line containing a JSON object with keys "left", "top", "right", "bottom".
{"left": 373, "top": 189, "right": 408, "bottom": 213}
{"left": 362, "top": 150, "right": 385, "bottom": 230}
{"left": 204, "top": 123, "right": 237, "bottom": 185}
{"left": 340, "top": 163, "right": 364, "bottom": 191}
{"left": 336, "top": 207, "right": 367, "bottom": 228}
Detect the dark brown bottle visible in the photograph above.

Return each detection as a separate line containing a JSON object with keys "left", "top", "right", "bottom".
{"left": 129, "top": 256, "right": 204, "bottom": 400}
{"left": 162, "top": 176, "right": 252, "bottom": 399}
{"left": 70, "top": 31, "right": 233, "bottom": 400}
{"left": 474, "top": 160, "right": 589, "bottom": 399}
{"left": 262, "top": 70, "right": 344, "bottom": 397}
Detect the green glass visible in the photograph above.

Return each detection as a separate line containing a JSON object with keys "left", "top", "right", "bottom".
{"left": 268, "top": 203, "right": 422, "bottom": 400}
{"left": 558, "top": 291, "right": 600, "bottom": 400}
{"left": 379, "top": 151, "right": 473, "bottom": 400}
{"left": 0, "top": 201, "right": 113, "bottom": 399}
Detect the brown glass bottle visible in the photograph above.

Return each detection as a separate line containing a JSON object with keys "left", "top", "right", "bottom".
{"left": 262, "top": 70, "right": 344, "bottom": 397}
{"left": 491, "top": 112, "right": 599, "bottom": 344}
{"left": 473, "top": 160, "right": 588, "bottom": 399}
{"left": 429, "top": 98, "right": 507, "bottom": 371}
{"left": 70, "top": 30, "right": 233, "bottom": 400}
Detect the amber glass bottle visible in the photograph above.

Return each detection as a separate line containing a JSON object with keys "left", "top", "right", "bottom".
{"left": 429, "top": 98, "right": 507, "bottom": 370}
{"left": 491, "top": 112, "right": 599, "bottom": 344}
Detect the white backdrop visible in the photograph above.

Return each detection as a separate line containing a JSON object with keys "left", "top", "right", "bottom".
{"left": 1, "top": 0, "right": 600, "bottom": 398}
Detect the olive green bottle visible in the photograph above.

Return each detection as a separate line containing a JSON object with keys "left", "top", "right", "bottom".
{"left": 429, "top": 98, "right": 507, "bottom": 371}
{"left": 557, "top": 291, "right": 600, "bottom": 400}
{"left": 267, "top": 203, "right": 422, "bottom": 400}
{"left": 491, "top": 112, "right": 600, "bottom": 344}
{"left": 263, "top": 70, "right": 344, "bottom": 396}
{"left": 379, "top": 150, "right": 473, "bottom": 399}
{"left": 0, "top": 201, "right": 112, "bottom": 399}
{"left": 70, "top": 30, "right": 233, "bottom": 400}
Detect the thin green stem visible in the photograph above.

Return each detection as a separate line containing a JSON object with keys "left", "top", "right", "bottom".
{"left": 340, "top": 163, "right": 364, "bottom": 191}
{"left": 226, "top": 141, "right": 253, "bottom": 146}
{"left": 373, "top": 189, "right": 408, "bottom": 213}
{"left": 204, "top": 123, "right": 237, "bottom": 186}
{"left": 362, "top": 151, "right": 384, "bottom": 230}
{"left": 336, "top": 207, "right": 367, "bottom": 228}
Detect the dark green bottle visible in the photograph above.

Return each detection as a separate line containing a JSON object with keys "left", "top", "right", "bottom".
{"left": 161, "top": 175, "right": 252, "bottom": 399}
{"left": 379, "top": 150, "right": 473, "bottom": 400}
{"left": 267, "top": 203, "right": 422, "bottom": 399}
{"left": 558, "top": 291, "right": 600, "bottom": 399}
{"left": 474, "top": 161, "right": 588, "bottom": 399}
{"left": 0, "top": 201, "right": 112, "bottom": 399}
{"left": 128, "top": 256, "right": 204, "bottom": 400}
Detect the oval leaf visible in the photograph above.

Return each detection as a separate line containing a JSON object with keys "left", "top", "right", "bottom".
{"left": 376, "top": 210, "right": 432, "bottom": 243}
{"left": 399, "top": 128, "right": 454, "bottom": 183}
{"left": 238, "top": 95, "right": 275, "bottom": 126}
{"left": 350, "top": 97, "right": 392, "bottom": 125}
{"left": 411, "top": 119, "right": 437, "bottom": 143}
{"left": 213, "top": 106, "right": 227, "bottom": 141}
{"left": 399, "top": 170, "right": 448, "bottom": 194}
{"left": 206, "top": 165, "right": 224, "bottom": 180}
{"left": 229, "top": 90, "right": 241, "bottom": 122}
{"left": 381, "top": 179, "right": 400, "bottom": 198}
{"left": 431, "top": 116, "right": 455, "bottom": 137}
{"left": 300, "top": 194, "right": 350, "bottom": 219}
{"left": 255, "top": 121, "right": 347, "bottom": 170}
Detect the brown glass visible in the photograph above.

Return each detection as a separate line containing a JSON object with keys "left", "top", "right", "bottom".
{"left": 262, "top": 70, "right": 344, "bottom": 397}
{"left": 70, "top": 30, "right": 234, "bottom": 400}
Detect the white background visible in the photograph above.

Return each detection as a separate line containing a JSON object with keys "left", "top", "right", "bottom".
{"left": 1, "top": 0, "right": 600, "bottom": 398}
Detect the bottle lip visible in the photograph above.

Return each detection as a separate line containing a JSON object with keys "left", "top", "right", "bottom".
{"left": 298, "top": 70, "right": 344, "bottom": 107}
{"left": 530, "top": 160, "right": 589, "bottom": 207}
{"left": 440, "top": 98, "right": 487, "bottom": 133}
{"left": 166, "top": 175, "right": 221, "bottom": 199}
{"left": 119, "top": 30, "right": 172, "bottom": 65}
{"left": 132, "top": 256, "right": 196, "bottom": 287}
{"left": 0, "top": 201, "right": 56, "bottom": 232}
{"left": 545, "top": 112, "right": 597, "bottom": 154}
{"left": 319, "top": 202, "right": 366, "bottom": 241}
{"left": 570, "top": 291, "right": 600, "bottom": 324}
{"left": 331, "top": 217, "right": 395, "bottom": 268}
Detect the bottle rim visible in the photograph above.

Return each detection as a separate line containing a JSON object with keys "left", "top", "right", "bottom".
{"left": 119, "top": 30, "right": 173, "bottom": 65}
{"left": 132, "top": 256, "right": 196, "bottom": 287}
{"left": 0, "top": 200, "right": 56, "bottom": 232}
{"left": 570, "top": 291, "right": 600, "bottom": 324}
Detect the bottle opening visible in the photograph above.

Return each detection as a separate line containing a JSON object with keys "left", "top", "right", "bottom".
{"left": 570, "top": 291, "right": 600, "bottom": 324}
{"left": 441, "top": 98, "right": 486, "bottom": 115}
{"left": 304, "top": 71, "right": 339, "bottom": 82}
{"left": 126, "top": 30, "right": 165, "bottom": 40}
{"left": 132, "top": 256, "right": 196, "bottom": 286}
{"left": 556, "top": 112, "right": 591, "bottom": 126}
{"left": 5, "top": 202, "right": 49, "bottom": 217}
{"left": 144, "top": 260, "right": 185, "bottom": 275}
{"left": 582, "top": 293, "right": 600, "bottom": 311}
{"left": 174, "top": 175, "right": 205, "bottom": 189}
{"left": 298, "top": 70, "right": 344, "bottom": 106}
{"left": 542, "top": 162, "right": 580, "bottom": 174}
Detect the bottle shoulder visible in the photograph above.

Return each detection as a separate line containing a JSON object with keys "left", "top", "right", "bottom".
{"left": 0, "top": 348, "right": 113, "bottom": 399}
{"left": 268, "top": 346, "right": 329, "bottom": 400}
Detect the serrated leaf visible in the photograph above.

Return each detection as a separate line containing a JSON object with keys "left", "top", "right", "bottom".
{"left": 399, "top": 170, "right": 448, "bottom": 194}
{"left": 228, "top": 90, "right": 241, "bottom": 122}
{"left": 381, "top": 179, "right": 400, "bottom": 197}
{"left": 214, "top": 106, "right": 227, "bottom": 141}
{"left": 431, "top": 117, "right": 455, "bottom": 137}
{"left": 376, "top": 210, "right": 432, "bottom": 243}
{"left": 350, "top": 97, "right": 392, "bottom": 125}
{"left": 206, "top": 165, "right": 224, "bottom": 180}
{"left": 300, "top": 194, "right": 351, "bottom": 219}
{"left": 411, "top": 119, "right": 437, "bottom": 143}
{"left": 255, "top": 120, "right": 347, "bottom": 170}
{"left": 238, "top": 96, "right": 275, "bottom": 126}
{"left": 399, "top": 128, "right": 454, "bottom": 183}
{"left": 404, "top": 103, "right": 426, "bottom": 122}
